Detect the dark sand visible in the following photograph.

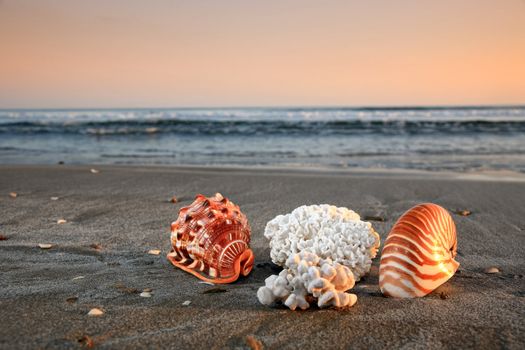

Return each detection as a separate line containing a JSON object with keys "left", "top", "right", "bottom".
{"left": 1, "top": 165, "right": 524, "bottom": 349}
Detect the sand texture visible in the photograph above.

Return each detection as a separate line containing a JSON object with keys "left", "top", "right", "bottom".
{"left": 1, "top": 165, "right": 524, "bottom": 349}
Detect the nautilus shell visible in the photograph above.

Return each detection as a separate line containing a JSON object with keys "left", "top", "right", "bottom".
{"left": 167, "top": 193, "right": 254, "bottom": 284}
{"left": 379, "top": 203, "right": 459, "bottom": 298}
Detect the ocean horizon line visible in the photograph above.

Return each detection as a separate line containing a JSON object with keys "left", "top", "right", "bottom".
{"left": 1, "top": 104, "right": 524, "bottom": 112}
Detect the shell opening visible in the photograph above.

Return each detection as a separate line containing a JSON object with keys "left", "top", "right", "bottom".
{"left": 237, "top": 249, "right": 255, "bottom": 277}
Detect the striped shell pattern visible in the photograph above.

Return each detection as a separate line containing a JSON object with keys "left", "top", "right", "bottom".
{"left": 167, "top": 193, "right": 254, "bottom": 284}
{"left": 379, "top": 203, "right": 459, "bottom": 298}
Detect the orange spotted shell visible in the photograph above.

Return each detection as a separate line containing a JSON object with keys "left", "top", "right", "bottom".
{"left": 379, "top": 203, "right": 459, "bottom": 298}
{"left": 167, "top": 193, "right": 254, "bottom": 284}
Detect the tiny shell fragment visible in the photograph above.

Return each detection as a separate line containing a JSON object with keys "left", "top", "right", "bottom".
{"left": 72, "top": 276, "right": 85, "bottom": 280}
{"left": 57, "top": 219, "right": 67, "bottom": 224}
{"left": 182, "top": 300, "right": 191, "bottom": 306}
{"left": 484, "top": 267, "right": 500, "bottom": 274}
{"left": 90, "top": 168, "right": 100, "bottom": 174}
{"left": 66, "top": 296, "right": 78, "bottom": 303}
{"left": 51, "top": 197, "right": 59, "bottom": 201}
{"left": 148, "top": 249, "right": 161, "bottom": 255}
{"left": 140, "top": 292, "right": 152, "bottom": 298}
{"left": 38, "top": 243, "right": 53, "bottom": 249}
{"left": 9, "top": 192, "right": 17, "bottom": 198}
{"left": 454, "top": 209, "right": 472, "bottom": 216}
{"left": 246, "top": 335, "right": 263, "bottom": 350}
{"left": 87, "top": 308, "right": 104, "bottom": 316}
{"left": 90, "top": 243, "right": 102, "bottom": 250}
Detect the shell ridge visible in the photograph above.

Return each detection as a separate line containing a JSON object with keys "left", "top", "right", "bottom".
{"left": 392, "top": 220, "right": 436, "bottom": 246}
{"left": 423, "top": 205, "right": 449, "bottom": 250}
{"left": 380, "top": 266, "right": 433, "bottom": 294}
{"left": 380, "top": 255, "right": 452, "bottom": 280}
{"left": 381, "top": 245, "right": 439, "bottom": 266}
{"left": 384, "top": 235, "right": 436, "bottom": 261}
{"left": 387, "top": 229, "right": 435, "bottom": 255}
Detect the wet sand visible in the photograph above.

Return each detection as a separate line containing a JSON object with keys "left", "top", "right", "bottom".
{"left": 1, "top": 165, "right": 524, "bottom": 349}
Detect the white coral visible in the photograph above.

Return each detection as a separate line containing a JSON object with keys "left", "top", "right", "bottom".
{"left": 264, "top": 204, "right": 380, "bottom": 281}
{"left": 257, "top": 252, "right": 358, "bottom": 310}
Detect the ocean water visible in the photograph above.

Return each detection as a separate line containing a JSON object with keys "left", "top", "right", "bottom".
{"left": 1, "top": 107, "right": 525, "bottom": 172}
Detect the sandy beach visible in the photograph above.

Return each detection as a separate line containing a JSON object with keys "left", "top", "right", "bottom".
{"left": 1, "top": 165, "right": 524, "bottom": 349}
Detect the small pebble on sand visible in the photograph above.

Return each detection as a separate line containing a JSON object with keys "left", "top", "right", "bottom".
{"left": 148, "top": 249, "right": 161, "bottom": 255}
{"left": 0, "top": 234, "right": 8, "bottom": 241}
{"left": 9, "top": 192, "right": 17, "bottom": 198}
{"left": 50, "top": 197, "right": 59, "bottom": 201}
{"left": 439, "top": 292, "right": 450, "bottom": 300}
{"left": 38, "top": 243, "right": 53, "bottom": 249}
{"left": 114, "top": 283, "right": 138, "bottom": 294}
{"left": 57, "top": 219, "right": 67, "bottom": 224}
{"left": 170, "top": 196, "right": 178, "bottom": 203}
{"left": 484, "top": 267, "right": 500, "bottom": 274}
{"left": 90, "top": 243, "right": 102, "bottom": 250}
{"left": 182, "top": 300, "right": 191, "bottom": 306}
{"left": 455, "top": 209, "right": 472, "bottom": 216}
{"left": 90, "top": 168, "right": 100, "bottom": 174}
{"left": 77, "top": 335, "right": 93, "bottom": 348}
{"left": 140, "top": 292, "right": 152, "bottom": 298}
{"left": 87, "top": 308, "right": 104, "bottom": 316}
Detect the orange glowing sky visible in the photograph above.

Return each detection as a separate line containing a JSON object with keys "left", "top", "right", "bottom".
{"left": 0, "top": 0, "right": 524, "bottom": 108}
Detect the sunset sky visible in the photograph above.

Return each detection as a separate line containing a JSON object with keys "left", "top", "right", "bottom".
{"left": 0, "top": 0, "right": 524, "bottom": 108}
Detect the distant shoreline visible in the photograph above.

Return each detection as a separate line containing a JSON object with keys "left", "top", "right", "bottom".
{"left": 2, "top": 163, "right": 525, "bottom": 182}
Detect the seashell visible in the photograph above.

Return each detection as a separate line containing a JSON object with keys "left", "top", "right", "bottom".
{"left": 483, "top": 267, "right": 499, "bottom": 274}
{"left": 379, "top": 203, "right": 459, "bottom": 298}
{"left": 167, "top": 193, "right": 254, "bottom": 284}
{"left": 87, "top": 308, "right": 104, "bottom": 316}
